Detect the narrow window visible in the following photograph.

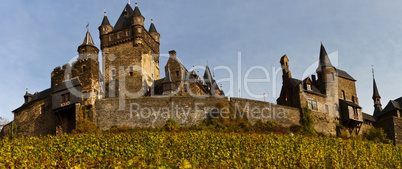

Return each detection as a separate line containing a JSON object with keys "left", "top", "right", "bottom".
{"left": 352, "top": 96, "right": 355, "bottom": 103}
{"left": 129, "top": 66, "right": 134, "bottom": 76}
{"left": 137, "top": 28, "right": 142, "bottom": 33}
{"left": 176, "top": 71, "right": 179, "bottom": 77}
{"left": 184, "top": 84, "right": 188, "bottom": 92}
{"left": 66, "top": 93, "right": 70, "bottom": 101}
{"left": 41, "top": 104, "right": 45, "bottom": 115}
{"left": 61, "top": 94, "right": 65, "bottom": 103}
{"left": 335, "top": 103, "right": 339, "bottom": 111}
{"left": 111, "top": 69, "right": 116, "bottom": 80}
{"left": 117, "top": 33, "right": 122, "bottom": 39}
{"left": 109, "top": 35, "right": 113, "bottom": 41}
{"left": 325, "top": 105, "right": 329, "bottom": 114}
{"left": 126, "top": 30, "right": 131, "bottom": 36}
{"left": 82, "top": 66, "right": 86, "bottom": 72}
{"left": 331, "top": 72, "right": 335, "bottom": 81}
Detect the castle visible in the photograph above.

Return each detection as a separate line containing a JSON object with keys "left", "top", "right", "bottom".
{"left": 1, "top": 3, "right": 401, "bottom": 144}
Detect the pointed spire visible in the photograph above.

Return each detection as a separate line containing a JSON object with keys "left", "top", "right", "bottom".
{"left": 149, "top": 19, "right": 158, "bottom": 33}
{"left": 316, "top": 42, "right": 334, "bottom": 72}
{"left": 80, "top": 30, "right": 96, "bottom": 47}
{"left": 372, "top": 67, "right": 381, "bottom": 99}
{"left": 204, "top": 65, "right": 213, "bottom": 83}
{"left": 133, "top": 2, "right": 143, "bottom": 16}
{"left": 101, "top": 11, "right": 111, "bottom": 25}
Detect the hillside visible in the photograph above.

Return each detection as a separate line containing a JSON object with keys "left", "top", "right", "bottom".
{"left": 1, "top": 131, "right": 401, "bottom": 168}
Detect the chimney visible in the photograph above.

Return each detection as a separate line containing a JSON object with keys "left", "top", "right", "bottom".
{"left": 169, "top": 50, "right": 176, "bottom": 58}
{"left": 312, "top": 75, "right": 317, "bottom": 84}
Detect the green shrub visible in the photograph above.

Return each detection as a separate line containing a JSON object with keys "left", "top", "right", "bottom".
{"left": 300, "top": 106, "right": 317, "bottom": 136}
{"left": 163, "top": 119, "right": 180, "bottom": 132}
{"left": 363, "top": 127, "right": 392, "bottom": 144}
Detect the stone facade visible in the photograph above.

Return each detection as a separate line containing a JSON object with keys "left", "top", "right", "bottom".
{"left": 277, "top": 43, "right": 369, "bottom": 136}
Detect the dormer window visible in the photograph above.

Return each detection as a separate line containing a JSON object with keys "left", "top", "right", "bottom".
{"left": 126, "top": 30, "right": 131, "bottom": 36}
{"left": 307, "top": 84, "right": 311, "bottom": 90}
{"left": 109, "top": 35, "right": 113, "bottom": 41}
{"left": 117, "top": 33, "right": 122, "bottom": 39}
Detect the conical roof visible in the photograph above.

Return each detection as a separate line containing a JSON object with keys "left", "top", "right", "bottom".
{"left": 316, "top": 42, "right": 334, "bottom": 72}
{"left": 79, "top": 31, "right": 96, "bottom": 47}
{"left": 203, "top": 65, "right": 213, "bottom": 84}
{"left": 133, "top": 3, "right": 143, "bottom": 16}
{"left": 373, "top": 78, "right": 381, "bottom": 99}
{"left": 101, "top": 13, "right": 111, "bottom": 26}
{"left": 114, "top": 3, "right": 134, "bottom": 31}
{"left": 149, "top": 21, "right": 158, "bottom": 33}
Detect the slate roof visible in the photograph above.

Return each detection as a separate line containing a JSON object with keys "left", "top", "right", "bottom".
{"left": 316, "top": 43, "right": 334, "bottom": 72}
{"left": 379, "top": 97, "right": 402, "bottom": 117}
{"left": 339, "top": 99, "right": 362, "bottom": 108}
{"left": 133, "top": 3, "right": 143, "bottom": 16}
{"left": 336, "top": 69, "right": 356, "bottom": 81}
{"left": 362, "top": 112, "right": 376, "bottom": 122}
{"left": 101, "top": 14, "right": 111, "bottom": 26}
{"left": 53, "top": 78, "right": 82, "bottom": 93}
{"left": 149, "top": 22, "right": 157, "bottom": 33}
{"left": 373, "top": 78, "right": 381, "bottom": 99}
{"left": 79, "top": 31, "right": 96, "bottom": 47}
{"left": 13, "top": 88, "right": 51, "bottom": 113}
{"left": 113, "top": 4, "right": 134, "bottom": 31}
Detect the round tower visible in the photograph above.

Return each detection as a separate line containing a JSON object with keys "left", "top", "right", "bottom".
{"left": 98, "top": 12, "right": 113, "bottom": 48}
{"left": 149, "top": 19, "right": 160, "bottom": 43}
{"left": 78, "top": 30, "right": 99, "bottom": 60}
{"left": 132, "top": 3, "right": 145, "bottom": 26}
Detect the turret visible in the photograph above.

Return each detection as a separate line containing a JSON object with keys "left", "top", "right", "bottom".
{"left": 132, "top": 3, "right": 145, "bottom": 26}
{"left": 77, "top": 30, "right": 99, "bottom": 60}
{"left": 98, "top": 12, "right": 113, "bottom": 48}
{"left": 316, "top": 42, "right": 336, "bottom": 95}
{"left": 280, "top": 55, "right": 291, "bottom": 79}
{"left": 149, "top": 19, "right": 160, "bottom": 43}
{"left": 372, "top": 68, "right": 382, "bottom": 117}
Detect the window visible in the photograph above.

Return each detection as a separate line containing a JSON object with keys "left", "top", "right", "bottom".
{"left": 109, "top": 35, "right": 113, "bottom": 41}
{"left": 325, "top": 105, "right": 329, "bottom": 114}
{"left": 353, "top": 107, "right": 359, "bottom": 120}
{"left": 307, "top": 84, "right": 311, "bottom": 90}
{"left": 61, "top": 93, "right": 71, "bottom": 103}
{"left": 341, "top": 91, "right": 345, "bottom": 100}
{"left": 111, "top": 69, "right": 116, "bottom": 80}
{"left": 126, "top": 30, "right": 131, "bottom": 36}
{"left": 335, "top": 103, "right": 339, "bottom": 111}
{"left": 308, "top": 99, "right": 318, "bottom": 110}
{"left": 117, "top": 33, "right": 122, "bottom": 39}
{"left": 103, "top": 27, "right": 106, "bottom": 31}
{"left": 82, "top": 66, "right": 86, "bottom": 72}
{"left": 176, "top": 71, "right": 179, "bottom": 77}
{"left": 331, "top": 72, "right": 335, "bottom": 81}
{"left": 184, "top": 84, "right": 188, "bottom": 92}
{"left": 137, "top": 28, "right": 142, "bottom": 33}
{"left": 41, "top": 105, "right": 45, "bottom": 115}
{"left": 129, "top": 66, "right": 133, "bottom": 76}
{"left": 352, "top": 96, "right": 355, "bottom": 103}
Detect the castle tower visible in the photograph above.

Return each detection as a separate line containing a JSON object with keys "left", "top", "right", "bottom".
{"left": 99, "top": 3, "right": 160, "bottom": 98}
{"left": 162, "top": 65, "right": 176, "bottom": 95}
{"left": 280, "top": 55, "right": 291, "bottom": 79}
{"left": 149, "top": 19, "right": 160, "bottom": 43}
{"left": 372, "top": 69, "right": 382, "bottom": 117}
{"left": 316, "top": 42, "right": 338, "bottom": 117}
{"left": 78, "top": 30, "right": 99, "bottom": 60}
{"left": 72, "top": 30, "right": 100, "bottom": 105}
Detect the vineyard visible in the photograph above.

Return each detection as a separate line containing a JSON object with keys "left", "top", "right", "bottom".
{"left": 1, "top": 131, "right": 401, "bottom": 168}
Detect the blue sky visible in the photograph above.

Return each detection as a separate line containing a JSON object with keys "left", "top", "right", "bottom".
{"left": 1, "top": 0, "right": 402, "bottom": 121}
